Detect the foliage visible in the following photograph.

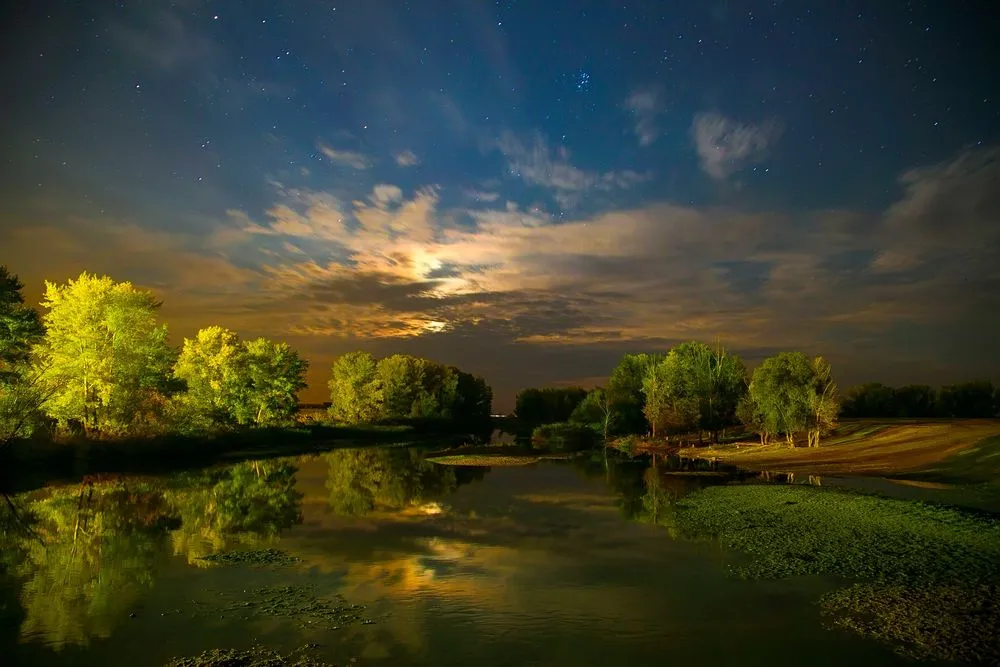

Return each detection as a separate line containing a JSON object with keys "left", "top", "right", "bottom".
{"left": 743, "top": 351, "right": 838, "bottom": 446}
{"left": 327, "top": 351, "right": 384, "bottom": 423}
{"left": 324, "top": 448, "right": 458, "bottom": 516}
{"left": 893, "top": 384, "right": 938, "bottom": 418}
{"left": 514, "top": 387, "right": 588, "bottom": 429}
{"left": 938, "top": 380, "right": 996, "bottom": 418}
{"left": 174, "top": 328, "right": 307, "bottom": 429}
{"left": 328, "top": 352, "right": 491, "bottom": 428}
{"left": 530, "top": 422, "right": 595, "bottom": 451}
{"left": 568, "top": 387, "right": 616, "bottom": 441}
{"left": 0, "top": 265, "right": 44, "bottom": 384}
{"left": 35, "top": 273, "right": 175, "bottom": 436}
{"left": 242, "top": 337, "right": 308, "bottom": 426}
{"left": 607, "top": 353, "right": 663, "bottom": 434}
{"left": 166, "top": 645, "right": 335, "bottom": 667}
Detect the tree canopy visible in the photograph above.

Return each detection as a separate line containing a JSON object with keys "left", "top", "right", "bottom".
{"left": 514, "top": 387, "right": 588, "bottom": 428}
{"left": 327, "top": 351, "right": 491, "bottom": 427}
{"left": 35, "top": 273, "right": 175, "bottom": 436}
{"left": 743, "top": 352, "right": 839, "bottom": 447}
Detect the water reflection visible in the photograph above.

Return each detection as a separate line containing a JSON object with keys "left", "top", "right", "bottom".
{"left": 167, "top": 460, "right": 303, "bottom": 563}
{"left": 324, "top": 448, "right": 484, "bottom": 517}
{"left": 0, "top": 449, "right": 919, "bottom": 666}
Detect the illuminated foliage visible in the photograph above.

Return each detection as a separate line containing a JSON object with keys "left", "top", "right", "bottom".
{"left": 35, "top": 273, "right": 174, "bottom": 436}
{"left": 328, "top": 352, "right": 491, "bottom": 426}
{"left": 744, "top": 352, "right": 838, "bottom": 446}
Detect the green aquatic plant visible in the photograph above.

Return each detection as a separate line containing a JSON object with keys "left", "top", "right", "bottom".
{"left": 675, "top": 484, "right": 1000, "bottom": 583}
{"left": 821, "top": 583, "right": 1000, "bottom": 664}
{"left": 197, "top": 548, "right": 301, "bottom": 568}
{"left": 165, "top": 645, "right": 334, "bottom": 667}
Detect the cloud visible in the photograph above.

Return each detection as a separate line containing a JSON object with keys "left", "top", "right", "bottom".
{"left": 495, "top": 131, "right": 651, "bottom": 208}
{"left": 465, "top": 189, "right": 501, "bottom": 203}
{"left": 5, "top": 145, "right": 997, "bottom": 407}
{"left": 395, "top": 150, "right": 420, "bottom": 167}
{"left": 112, "top": 10, "right": 222, "bottom": 75}
{"left": 624, "top": 86, "right": 664, "bottom": 147}
{"left": 318, "top": 143, "right": 372, "bottom": 170}
{"left": 872, "top": 145, "right": 1000, "bottom": 273}
{"left": 691, "top": 111, "right": 782, "bottom": 180}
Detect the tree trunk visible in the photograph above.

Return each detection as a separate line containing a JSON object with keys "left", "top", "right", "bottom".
{"left": 786, "top": 432, "right": 795, "bottom": 447}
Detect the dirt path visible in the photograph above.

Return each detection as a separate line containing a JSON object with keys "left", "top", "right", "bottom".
{"left": 678, "top": 419, "right": 1000, "bottom": 477}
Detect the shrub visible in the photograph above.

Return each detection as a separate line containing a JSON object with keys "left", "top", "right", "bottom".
{"left": 530, "top": 422, "right": 594, "bottom": 451}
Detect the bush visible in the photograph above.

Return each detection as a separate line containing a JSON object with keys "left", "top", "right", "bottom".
{"left": 530, "top": 422, "right": 594, "bottom": 451}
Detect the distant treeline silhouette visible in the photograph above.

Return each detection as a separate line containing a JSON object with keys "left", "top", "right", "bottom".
{"left": 840, "top": 381, "right": 999, "bottom": 419}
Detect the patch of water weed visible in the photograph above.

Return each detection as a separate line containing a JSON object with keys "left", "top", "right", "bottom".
{"left": 198, "top": 549, "right": 302, "bottom": 568}
{"left": 675, "top": 484, "right": 1000, "bottom": 583}
{"left": 821, "top": 583, "right": 1000, "bottom": 664}
{"left": 675, "top": 485, "right": 1000, "bottom": 661}
{"left": 165, "top": 644, "right": 335, "bottom": 667}
{"left": 197, "top": 585, "right": 376, "bottom": 630}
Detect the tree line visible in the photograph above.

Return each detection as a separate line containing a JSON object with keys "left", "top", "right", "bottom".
{"left": 326, "top": 350, "right": 492, "bottom": 430}
{"left": 0, "top": 268, "right": 309, "bottom": 441}
{"left": 515, "top": 341, "right": 841, "bottom": 448}
{"left": 841, "top": 381, "right": 999, "bottom": 419}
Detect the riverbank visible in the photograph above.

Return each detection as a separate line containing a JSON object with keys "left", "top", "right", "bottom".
{"left": 676, "top": 419, "right": 1000, "bottom": 479}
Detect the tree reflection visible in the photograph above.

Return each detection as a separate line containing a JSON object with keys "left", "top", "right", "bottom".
{"left": 9, "top": 480, "right": 173, "bottom": 648}
{"left": 324, "top": 448, "right": 462, "bottom": 516}
{"left": 166, "top": 460, "right": 303, "bottom": 562}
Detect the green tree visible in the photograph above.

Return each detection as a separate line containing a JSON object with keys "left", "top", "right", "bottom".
{"left": 642, "top": 356, "right": 700, "bottom": 439}
{"left": 35, "top": 273, "right": 174, "bottom": 436}
{"left": 807, "top": 356, "right": 840, "bottom": 447}
{"left": 242, "top": 337, "right": 308, "bottom": 426}
{"left": 0, "top": 266, "right": 48, "bottom": 443}
{"left": 514, "top": 387, "right": 588, "bottom": 428}
{"left": 745, "top": 352, "right": 838, "bottom": 447}
{"left": 937, "top": 380, "right": 995, "bottom": 418}
{"left": 173, "top": 326, "right": 248, "bottom": 427}
{"left": 607, "top": 353, "right": 663, "bottom": 434}
{"left": 0, "top": 266, "right": 44, "bottom": 383}
{"left": 570, "top": 387, "right": 616, "bottom": 442}
{"left": 894, "top": 384, "right": 937, "bottom": 418}
{"left": 328, "top": 351, "right": 384, "bottom": 423}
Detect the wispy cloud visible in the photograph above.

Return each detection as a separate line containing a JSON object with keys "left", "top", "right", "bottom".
{"left": 318, "top": 143, "right": 372, "bottom": 170}
{"left": 394, "top": 150, "right": 420, "bottom": 167}
{"left": 691, "top": 111, "right": 783, "bottom": 180}
{"left": 624, "top": 86, "right": 664, "bottom": 147}
{"left": 495, "top": 131, "right": 651, "bottom": 208}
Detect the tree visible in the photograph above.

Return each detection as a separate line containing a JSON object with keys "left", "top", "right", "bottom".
{"left": 841, "top": 383, "right": 897, "bottom": 417}
{"left": 607, "top": 353, "right": 663, "bottom": 434}
{"left": 242, "top": 337, "right": 308, "bottom": 426}
{"left": 514, "top": 387, "right": 588, "bottom": 428}
{"left": 35, "top": 273, "right": 174, "bottom": 436}
{"left": 0, "top": 265, "right": 44, "bottom": 383}
{"left": 806, "top": 356, "right": 840, "bottom": 447}
{"left": 570, "top": 387, "right": 616, "bottom": 442}
{"left": 642, "top": 358, "right": 701, "bottom": 437}
{"left": 745, "top": 352, "right": 838, "bottom": 447}
{"left": 327, "top": 351, "right": 384, "bottom": 423}
{"left": 736, "top": 393, "right": 770, "bottom": 445}
{"left": 937, "top": 380, "right": 995, "bottom": 418}
{"left": 0, "top": 266, "right": 48, "bottom": 443}
{"left": 894, "top": 385, "right": 937, "bottom": 418}
{"left": 173, "top": 326, "right": 248, "bottom": 427}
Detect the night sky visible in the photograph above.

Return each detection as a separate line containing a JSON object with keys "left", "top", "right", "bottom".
{"left": 2, "top": 0, "right": 999, "bottom": 409}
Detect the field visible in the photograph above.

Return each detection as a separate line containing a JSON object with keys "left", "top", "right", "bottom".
{"left": 679, "top": 419, "right": 1000, "bottom": 480}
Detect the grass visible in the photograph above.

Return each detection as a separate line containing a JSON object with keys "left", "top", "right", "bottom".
{"left": 675, "top": 484, "right": 1000, "bottom": 661}
{"left": 679, "top": 419, "right": 1000, "bottom": 479}
{"left": 428, "top": 452, "right": 578, "bottom": 466}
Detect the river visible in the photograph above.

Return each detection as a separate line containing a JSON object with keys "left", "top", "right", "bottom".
{"left": 0, "top": 447, "right": 954, "bottom": 666}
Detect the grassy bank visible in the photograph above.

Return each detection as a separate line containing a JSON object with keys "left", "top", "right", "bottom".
{"left": 677, "top": 419, "right": 1000, "bottom": 479}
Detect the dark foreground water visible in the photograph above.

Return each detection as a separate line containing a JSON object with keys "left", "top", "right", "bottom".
{"left": 0, "top": 448, "right": 926, "bottom": 666}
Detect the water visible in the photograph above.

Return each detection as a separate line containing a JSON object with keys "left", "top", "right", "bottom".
{"left": 0, "top": 448, "right": 913, "bottom": 666}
